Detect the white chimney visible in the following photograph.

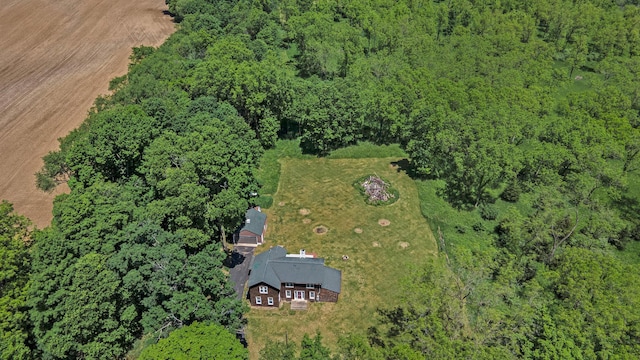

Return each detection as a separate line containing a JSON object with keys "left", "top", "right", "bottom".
{"left": 246, "top": 219, "right": 250, "bottom": 224}
{"left": 300, "top": 249, "right": 305, "bottom": 257}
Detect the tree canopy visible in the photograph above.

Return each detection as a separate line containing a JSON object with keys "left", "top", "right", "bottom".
{"left": 138, "top": 322, "right": 247, "bottom": 360}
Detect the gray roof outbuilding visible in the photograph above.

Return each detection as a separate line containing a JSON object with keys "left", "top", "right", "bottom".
{"left": 241, "top": 208, "right": 267, "bottom": 236}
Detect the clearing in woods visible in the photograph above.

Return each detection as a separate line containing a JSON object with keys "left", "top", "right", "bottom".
{"left": 246, "top": 157, "right": 438, "bottom": 359}
{"left": 0, "top": 0, "right": 174, "bottom": 227}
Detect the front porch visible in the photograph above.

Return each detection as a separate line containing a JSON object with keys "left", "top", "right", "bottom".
{"left": 290, "top": 299, "right": 308, "bottom": 311}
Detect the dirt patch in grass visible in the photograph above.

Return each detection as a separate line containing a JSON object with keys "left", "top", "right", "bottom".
{"left": 354, "top": 228, "right": 363, "bottom": 234}
{"left": 299, "top": 208, "right": 311, "bottom": 215}
{"left": 313, "top": 225, "right": 328, "bottom": 234}
{"left": 372, "top": 241, "right": 380, "bottom": 247}
{"left": 378, "top": 219, "right": 391, "bottom": 226}
{"left": 278, "top": 201, "right": 286, "bottom": 206}
{"left": 398, "top": 242, "right": 409, "bottom": 249}
{"left": 302, "top": 218, "right": 311, "bottom": 224}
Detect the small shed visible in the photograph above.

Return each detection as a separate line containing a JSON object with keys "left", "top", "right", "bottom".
{"left": 236, "top": 207, "right": 267, "bottom": 246}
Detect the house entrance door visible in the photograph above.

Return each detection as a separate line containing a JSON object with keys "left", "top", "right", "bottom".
{"left": 294, "top": 290, "right": 305, "bottom": 300}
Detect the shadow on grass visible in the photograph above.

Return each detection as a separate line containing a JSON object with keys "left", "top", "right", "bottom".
{"left": 390, "top": 159, "right": 489, "bottom": 210}
{"left": 390, "top": 158, "right": 425, "bottom": 179}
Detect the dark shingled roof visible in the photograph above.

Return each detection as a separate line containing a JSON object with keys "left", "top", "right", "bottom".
{"left": 241, "top": 208, "right": 266, "bottom": 236}
{"left": 248, "top": 246, "right": 342, "bottom": 294}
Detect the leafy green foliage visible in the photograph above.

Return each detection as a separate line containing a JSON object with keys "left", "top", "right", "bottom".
{"left": 370, "top": 260, "right": 513, "bottom": 359}
{"left": 479, "top": 204, "right": 498, "bottom": 221}
{"left": 140, "top": 117, "right": 262, "bottom": 241}
{"left": 68, "top": 105, "right": 160, "bottom": 183}
{"left": 297, "top": 79, "right": 366, "bottom": 155}
{"left": 0, "top": 202, "right": 32, "bottom": 360}
{"left": 500, "top": 180, "right": 521, "bottom": 203}
{"left": 326, "top": 142, "right": 407, "bottom": 159}
{"left": 299, "top": 333, "right": 331, "bottom": 360}
{"left": 139, "top": 322, "right": 247, "bottom": 360}
{"left": 33, "top": 253, "right": 130, "bottom": 359}
{"left": 259, "top": 340, "right": 296, "bottom": 360}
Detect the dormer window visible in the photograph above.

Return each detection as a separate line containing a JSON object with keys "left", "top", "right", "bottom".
{"left": 306, "top": 284, "right": 315, "bottom": 289}
{"left": 285, "top": 282, "right": 294, "bottom": 288}
{"left": 259, "top": 286, "right": 268, "bottom": 294}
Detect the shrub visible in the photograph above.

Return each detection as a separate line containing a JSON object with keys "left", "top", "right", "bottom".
{"left": 455, "top": 225, "right": 467, "bottom": 234}
{"left": 472, "top": 222, "right": 486, "bottom": 232}
{"left": 254, "top": 195, "right": 273, "bottom": 209}
{"left": 480, "top": 204, "right": 498, "bottom": 221}
{"left": 501, "top": 181, "right": 521, "bottom": 202}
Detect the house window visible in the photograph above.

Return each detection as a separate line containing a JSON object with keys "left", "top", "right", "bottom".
{"left": 306, "top": 284, "right": 314, "bottom": 289}
{"left": 255, "top": 296, "right": 262, "bottom": 305}
{"left": 310, "top": 291, "right": 316, "bottom": 300}
{"left": 268, "top": 297, "right": 274, "bottom": 305}
{"left": 285, "top": 290, "right": 292, "bottom": 298}
{"left": 285, "top": 282, "right": 293, "bottom": 288}
{"left": 259, "top": 286, "right": 268, "bottom": 294}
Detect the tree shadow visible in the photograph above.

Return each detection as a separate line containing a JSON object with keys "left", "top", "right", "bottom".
{"left": 435, "top": 185, "right": 478, "bottom": 211}
{"left": 223, "top": 250, "right": 246, "bottom": 269}
{"left": 389, "top": 159, "right": 484, "bottom": 210}
{"left": 389, "top": 158, "right": 427, "bottom": 179}
{"left": 614, "top": 195, "right": 640, "bottom": 223}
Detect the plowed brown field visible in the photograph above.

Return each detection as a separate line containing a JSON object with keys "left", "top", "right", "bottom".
{"left": 0, "top": 0, "right": 174, "bottom": 227}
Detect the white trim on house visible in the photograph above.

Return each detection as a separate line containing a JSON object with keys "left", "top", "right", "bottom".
{"left": 268, "top": 297, "right": 274, "bottom": 305}
{"left": 310, "top": 291, "right": 316, "bottom": 300}
{"left": 286, "top": 290, "right": 292, "bottom": 298}
{"left": 259, "top": 286, "right": 268, "bottom": 294}
{"left": 255, "top": 296, "right": 262, "bottom": 305}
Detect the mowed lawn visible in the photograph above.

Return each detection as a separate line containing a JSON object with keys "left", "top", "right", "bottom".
{"left": 245, "top": 157, "right": 438, "bottom": 359}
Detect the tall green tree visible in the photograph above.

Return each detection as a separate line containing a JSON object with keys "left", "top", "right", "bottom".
{"left": 141, "top": 116, "right": 262, "bottom": 242}
{"left": 0, "top": 202, "right": 33, "bottom": 360}
{"left": 139, "top": 322, "right": 247, "bottom": 360}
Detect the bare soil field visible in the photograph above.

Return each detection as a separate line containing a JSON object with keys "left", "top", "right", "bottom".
{"left": 0, "top": 0, "right": 174, "bottom": 227}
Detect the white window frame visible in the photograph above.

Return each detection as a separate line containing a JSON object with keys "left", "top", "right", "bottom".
{"left": 285, "top": 282, "right": 294, "bottom": 288}
{"left": 259, "top": 286, "right": 268, "bottom": 294}
{"left": 306, "top": 284, "right": 314, "bottom": 289}
{"left": 268, "top": 297, "right": 274, "bottom": 305}
{"left": 255, "top": 296, "right": 262, "bottom": 305}
{"left": 310, "top": 291, "right": 316, "bottom": 300}
{"left": 285, "top": 290, "right": 292, "bottom": 298}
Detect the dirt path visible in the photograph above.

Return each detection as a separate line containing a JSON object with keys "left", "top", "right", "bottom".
{"left": 0, "top": 0, "right": 175, "bottom": 227}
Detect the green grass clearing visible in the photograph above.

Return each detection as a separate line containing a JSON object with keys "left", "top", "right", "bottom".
{"left": 415, "top": 179, "right": 497, "bottom": 255}
{"left": 254, "top": 140, "right": 313, "bottom": 208}
{"left": 246, "top": 157, "right": 438, "bottom": 359}
{"left": 553, "top": 60, "right": 603, "bottom": 100}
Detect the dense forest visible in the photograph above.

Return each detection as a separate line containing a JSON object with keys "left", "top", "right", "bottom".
{"left": 2, "top": 0, "right": 640, "bottom": 358}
